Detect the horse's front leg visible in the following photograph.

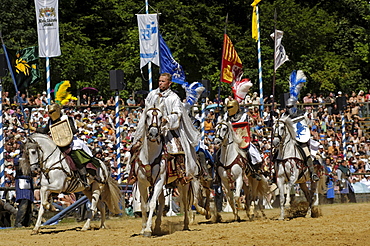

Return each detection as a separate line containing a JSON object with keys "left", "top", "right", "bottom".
{"left": 143, "top": 177, "right": 165, "bottom": 237}
{"left": 137, "top": 182, "right": 149, "bottom": 235}
{"left": 299, "top": 182, "right": 316, "bottom": 218}
{"left": 243, "top": 182, "right": 253, "bottom": 221}
{"left": 179, "top": 182, "right": 191, "bottom": 230}
{"left": 153, "top": 189, "right": 165, "bottom": 234}
{"left": 97, "top": 201, "right": 106, "bottom": 229}
{"left": 233, "top": 174, "right": 244, "bottom": 221}
{"left": 191, "top": 179, "right": 211, "bottom": 220}
{"left": 82, "top": 182, "right": 102, "bottom": 231}
{"left": 32, "top": 188, "right": 50, "bottom": 234}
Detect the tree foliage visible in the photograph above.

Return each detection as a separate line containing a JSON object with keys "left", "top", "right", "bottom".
{"left": 0, "top": 0, "right": 369, "bottom": 101}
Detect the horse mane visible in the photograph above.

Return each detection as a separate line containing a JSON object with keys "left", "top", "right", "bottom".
{"left": 222, "top": 121, "right": 243, "bottom": 145}
{"left": 220, "top": 120, "right": 247, "bottom": 158}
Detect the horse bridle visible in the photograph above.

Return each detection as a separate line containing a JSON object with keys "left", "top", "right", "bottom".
{"left": 27, "top": 137, "right": 65, "bottom": 172}
{"left": 146, "top": 107, "right": 162, "bottom": 142}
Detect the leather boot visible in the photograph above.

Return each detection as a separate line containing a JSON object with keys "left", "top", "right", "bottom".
{"left": 307, "top": 158, "right": 319, "bottom": 182}
{"left": 79, "top": 167, "right": 90, "bottom": 188}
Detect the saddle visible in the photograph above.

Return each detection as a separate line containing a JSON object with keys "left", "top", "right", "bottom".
{"left": 295, "top": 143, "right": 308, "bottom": 164}
{"left": 62, "top": 148, "right": 99, "bottom": 172}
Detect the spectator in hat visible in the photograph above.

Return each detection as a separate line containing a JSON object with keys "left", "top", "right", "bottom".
{"left": 346, "top": 145, "right": 354, "bottom": 158}
{"left": 206, "top": 109, "right": 215, "bottom": 120}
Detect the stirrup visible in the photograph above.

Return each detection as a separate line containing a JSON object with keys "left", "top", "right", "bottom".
{"left": 128, "top": 176, "right": 137, "bottom": 185}
{"left": 180, "top": 176, "right": 193, "bottom": 185}
{"left": 203, "top": 172, "right": 213, "bottom": 181}
{"left": 312, "top": 174, "right": 319, "bottom": 182}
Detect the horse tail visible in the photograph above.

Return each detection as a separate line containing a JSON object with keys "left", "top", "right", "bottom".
{"left": 101, "top": 176, "right": 123, "bottom": 215}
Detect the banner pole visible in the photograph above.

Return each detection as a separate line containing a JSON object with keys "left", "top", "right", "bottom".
{"left": 0, "top": 80, "right": 4, "bottom": 188}
{"left": 257, "top": 5, "right": 264, "bottom": 117}
{"left": 0, "top": 33, "right": 27, "bottom": 120}
{"left": 46, "top": 57, "right": 51, "bottom": 105}
{"left": 115, "top": 91, "right": 122, "bottom": 183}
{"left": 145, "top": 0, "right": 153, "bottom": 91}
{"left": 342, "top": 114, "right": 346, "bottom": 160}
{"left": 269, "top": 9, "right": 277, "bottom": 179}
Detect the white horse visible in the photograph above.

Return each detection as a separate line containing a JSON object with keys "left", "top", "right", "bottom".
{"left": 131, "top": 107, "right": 208, "bottom": 237}
{"left": 272, "top": 115, "right": 318, "bottom": 220}
{"left": 214, "top": 121, "right": 269, "bottom": 221}
{"left": 22, "top": 133, "right": 122, "bottom": 234}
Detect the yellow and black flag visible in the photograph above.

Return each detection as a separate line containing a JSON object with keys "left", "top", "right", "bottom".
{"left": 9, "top": 46, "right": 40, "bottom": 90}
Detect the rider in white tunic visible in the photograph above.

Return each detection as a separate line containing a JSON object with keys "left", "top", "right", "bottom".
{"left": 133, "top": 73, "right": 201, "bottom": 182}
{"left": 224, "top": 99, "right": 263, "bottom": 180}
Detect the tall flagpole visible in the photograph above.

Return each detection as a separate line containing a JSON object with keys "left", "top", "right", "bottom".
{"left": 269, "top": 9, "right": 277, "bottom": 178}
{"left": 44, "top": 0, "right": 51, "bottom": 105}
{"left": 116, "top": 91, "right": 122, "bottom": 183}
{"left": 342, "top": 114, "right": 346, "bottom": 160}
{"left": 218, "top": 13, "right": 228, "bottom": 110}
{"left": 257, "top": 5, "right": 264, "bottom": 116}
{"left": 0, "top": 80, "right": 3, "bottom": 188}
{"left": 146, "top": 0, "right": 153, "bottom": 91}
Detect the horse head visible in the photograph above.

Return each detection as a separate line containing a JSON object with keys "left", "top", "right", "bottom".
{"left": 272, "top": 115, "right": 296, "bottom": 148}
{"left": 22, "top": 137, "right": 42, "bottom": 173}
{"left": 214, "top": 121, "right": 231, "bottom": 146}
{"left": 145, "top": 107, "right": 163, "bottom": 142}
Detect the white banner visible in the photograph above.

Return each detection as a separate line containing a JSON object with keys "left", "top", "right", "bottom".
{"left": 271, "top": 30, "right": 289, "bottom": 71}
{"left": 137, "top": 14, "right": 159, "bottom": 68}
{"left": 34, "top": 0, "right": 61, "bottom": 57}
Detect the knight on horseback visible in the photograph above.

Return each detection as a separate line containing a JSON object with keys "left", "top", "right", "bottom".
{"left": 224, "top": 99, "right": 263, "bottom": 180}
{"left": 27, "top": 104, "right": 100, "bottom": 187}
{"left": 277, "top": 70, "right": 320, "bottom": 182}
{"left": 281, "top": 98, "right": 319, "bottom": 182}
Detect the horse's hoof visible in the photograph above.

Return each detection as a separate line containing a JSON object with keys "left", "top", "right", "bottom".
{"left": 31, "top": 230, "right": 39, "bottom": 235}
{"left": 205, "top": 213, "right": 211, "bottom": 220}
{"left": 143, "top": 231, "right": 152, "bottom": 237}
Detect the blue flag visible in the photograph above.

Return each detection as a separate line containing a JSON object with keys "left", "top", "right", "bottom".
{"left": 159, "top": 32, "right": 186, "bottom": 85}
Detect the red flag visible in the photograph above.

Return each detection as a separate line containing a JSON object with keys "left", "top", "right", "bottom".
{"left": 220, "top": 34, "right": 243, "bottom": 84}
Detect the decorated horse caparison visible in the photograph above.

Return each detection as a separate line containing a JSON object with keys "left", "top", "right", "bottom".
{"left": 21, "top": 134, "right": 122, "bottom": 234}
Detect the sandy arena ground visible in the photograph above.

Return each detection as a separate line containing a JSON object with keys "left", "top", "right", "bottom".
{"left": 2, "top": 202, "right": 370, "bottom": 246}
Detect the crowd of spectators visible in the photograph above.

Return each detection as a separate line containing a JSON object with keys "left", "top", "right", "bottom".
{"left": 1, "top": 89, "right": 370, "bottom": 212}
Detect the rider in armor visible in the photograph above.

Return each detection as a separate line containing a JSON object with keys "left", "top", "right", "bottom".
{"left": 30, "top": 104, "right": 99, "bottom": 187}
{"left": 225, "top": 99, "right": 263, "bottom": 180}
{"left": 284, "top": 97, "right": 319, "bottom": 182}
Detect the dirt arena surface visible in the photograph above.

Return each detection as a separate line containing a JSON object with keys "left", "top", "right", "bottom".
{"left": 2, "top": 203, "right": 370, "bottom": 245}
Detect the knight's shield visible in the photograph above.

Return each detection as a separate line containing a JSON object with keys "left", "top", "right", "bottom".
{"left": 292, "top": 117, "right": 310, "bottom": 143}
{"left": 231, "top": 122, "right": 250, "bottom": 149}
{"left": 50, "top": 119, "right": 73, "bottom": 147}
